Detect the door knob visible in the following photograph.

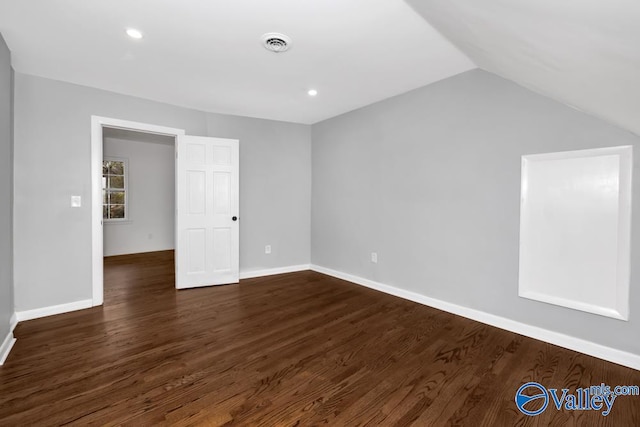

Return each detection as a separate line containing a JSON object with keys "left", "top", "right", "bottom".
{"left": 232, "top": 216, "right": 238, "bottom": 221}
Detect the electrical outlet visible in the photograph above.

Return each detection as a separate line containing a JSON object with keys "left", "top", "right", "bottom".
{"left": 70, "top": 195, "right": 82, "bottom": 207}
{"left": 265, "top": 245, "right": 272, "bottom": 254}
{"left": 371, "top": 252, "right": 378, "bottom": 263}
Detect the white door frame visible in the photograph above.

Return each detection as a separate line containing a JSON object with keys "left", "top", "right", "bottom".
{"left": 90, "top": 116, "right": 186, "bottom": 306}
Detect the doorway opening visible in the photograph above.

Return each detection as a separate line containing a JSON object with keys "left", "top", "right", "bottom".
{"left": 91, "top": 117, "right": 241, "bottom": 306}
{"left": 91, "top": 116, "right": 185, "bottom": 307}
{"left": 102, "top": 127, "right": 177, "bottom": 304}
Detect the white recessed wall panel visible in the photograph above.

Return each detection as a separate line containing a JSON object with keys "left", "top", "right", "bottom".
{"left": 519, "top": 146, "right": 632, "bottom": 320}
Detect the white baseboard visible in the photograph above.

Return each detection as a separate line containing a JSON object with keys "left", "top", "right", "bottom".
{"left": 240, "top": 264, "right": 310, "bottom": 280}
{"left": 0, "top": 313, "right": 19, "bottom": 365}
{"left": 310, "top": 264, "right": 640, "bottom": 371}
{"left": 10, "top": 312, "right": 17, "bottom": 333}
{"left": 15, "top": 299, "right": 94, "bottom": 322}
{"left": 0, "top": 329, "right": 16, "bottom": 365}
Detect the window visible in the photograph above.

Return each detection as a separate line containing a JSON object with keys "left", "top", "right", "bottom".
{"left": 102, "top": 158, "right": 128, "bottom": 220}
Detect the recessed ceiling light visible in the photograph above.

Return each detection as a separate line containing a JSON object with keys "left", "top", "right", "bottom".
{"left": 308, "top": 89, "right": 318, "bottom": 97}
{"left": 126, "top": 28, "right": 143, "bottom": 39}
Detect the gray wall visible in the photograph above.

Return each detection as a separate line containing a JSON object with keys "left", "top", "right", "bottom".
{"left": 13, "top": 64, "right": 638, "bottom": 358}
{"left": 0, "top": 34, "right": 13, "bottom": 339}
{"left": 311, "top": 69, "right": 640, "bottom": 356}
{"left": 207, "top": 114, "right": 311, "bottom": 274}
{"left": 103, "top": 137, "right": 175, "bottom": 256}
{"left": 13, "top": 73, "right": 311, "bottom": 312}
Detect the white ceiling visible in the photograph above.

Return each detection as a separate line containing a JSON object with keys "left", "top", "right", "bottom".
{"left": 0, "top": 0, "right": 475, "bottom": 124}
{"left": 3, "top": 1, "right": 638, "bottom": 133}
{"left": 407, "top": 0, "right": 640, "bottom": 136}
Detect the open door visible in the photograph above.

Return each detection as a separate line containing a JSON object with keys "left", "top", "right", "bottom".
{"left": 176, "top": 135, "right": 239, "bottom": 289}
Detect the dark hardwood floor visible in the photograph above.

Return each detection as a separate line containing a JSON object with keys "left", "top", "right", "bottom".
{"left": 1, "top": 251, "right": 639, "bottom": 426}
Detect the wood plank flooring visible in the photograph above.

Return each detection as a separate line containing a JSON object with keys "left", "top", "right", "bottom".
{"left": 1, "top": 250, "right": 639, "bottom": 426}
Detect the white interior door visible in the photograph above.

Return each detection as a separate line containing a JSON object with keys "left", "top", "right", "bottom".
{"left": 176, "top": 135, "right": 239, "bottom": 289}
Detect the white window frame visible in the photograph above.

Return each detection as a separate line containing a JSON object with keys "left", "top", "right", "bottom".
{"left": 102, "top": 156, "right": 129, "bottom": 223}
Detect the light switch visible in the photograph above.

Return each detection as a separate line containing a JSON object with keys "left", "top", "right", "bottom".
{"left": 71, "top": 196, "right": 82, "bottom": 207}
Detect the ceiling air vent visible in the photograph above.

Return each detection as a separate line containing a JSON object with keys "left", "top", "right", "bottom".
{"left": 262, "top": 33, "right": 292, "bottom": 53}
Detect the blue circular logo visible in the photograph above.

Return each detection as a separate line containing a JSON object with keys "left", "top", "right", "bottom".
{"left": 515, "top": 382, "right": 549, "bottom": 416}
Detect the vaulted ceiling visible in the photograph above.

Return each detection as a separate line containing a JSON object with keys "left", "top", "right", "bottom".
{"left": 406, "top": 0, "right": 640, "bottom": 136}
{"left": 0, "top": 0, "right": 474, "bottom": 124}
{"left": 0, "top": 0, "right": 638, "bottom": 134}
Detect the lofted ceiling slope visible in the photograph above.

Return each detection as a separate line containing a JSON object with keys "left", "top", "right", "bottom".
{"left": 406, "top": 0, "right": 640, "bottom": 136}
{"left": 0, "top": 0, "right": 474, "bottom": 124}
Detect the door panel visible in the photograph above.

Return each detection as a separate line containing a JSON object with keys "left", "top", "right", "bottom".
{"left": 176, "top": 135, "right": 239, "bottom": 289}
{"left": 213, "top": 228, "right": 232, "bottom": 271}
{"left": 213, "top": 172, "right": 231, "bottom": 214}
{"left": 187, "top": 228, "right": 206, "bottom": 274}
{"left": 187, "top": 171, "right": 206, "bottom": 214}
